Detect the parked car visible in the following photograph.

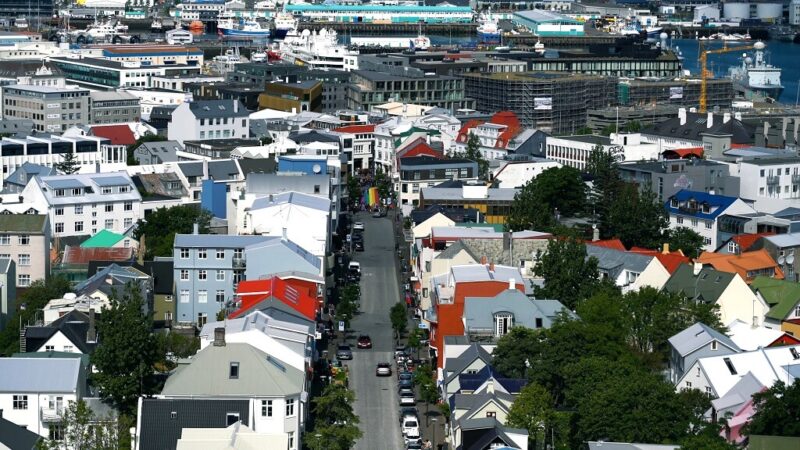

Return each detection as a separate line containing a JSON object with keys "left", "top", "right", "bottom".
{"left": 353, "top": 222, "right": 365, "bottom": 232}
{"left": 399, "top": 391, "right": 416, "bottom": 406}
{"left": 336, "top": 345, "right": 353, "bottom": 360}
{"left": 405, "top": 441, "right": 423, "bottom": 450}
{"left": 404, "top": 428, "right": 421, "bottom": 445}
{"left": 399, "top": 378, "right": 413, "bottom": 390}
{"left": 399, "top": 407, "right": 419, "bottom": 422}
{"left": 353, "top": 240, "right": 364, "bottom": 252}
{"left": 398, "top": 371, "right": 413, "bottom": 383}
{"left": 357, "top": 335, "right": 372, "bottom": 349}
{"left": 376, "top": 362, "right": 392, "bottom": 376}
{"left": 402, "top": 416, "right": 420, "bottom": 435}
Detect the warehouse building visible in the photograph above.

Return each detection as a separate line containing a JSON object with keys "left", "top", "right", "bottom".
{"left": 512, "top": 10, "right": 584, "bottom": 36}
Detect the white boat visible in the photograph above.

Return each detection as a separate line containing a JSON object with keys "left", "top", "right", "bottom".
{"left": 280, "top": 28, "right": 359, "bottom": 71}
{"left": 70, "top": 19, "right": 119, "bottom": 42}
{"left": 533, "top": 40, "right": 544, "bottom": 54}
{"left": 272, "top": 12, "right": 297, "bottom": 39}
{"left": 166, "top": 28, "right": 193, "bottom": 44}
{"left": 350, "top": 35, "right": 430, "bottom": 50}
{"left": 114, "top": 20, "right": 128, "bottom": 33}
{"left": 217, "top": 12, "right": 271, "bottom": 38}
{"left": 212, "top": 48, "right": 243, "bottom": 73}
{"left": 14, "top": 18, "right": 28, "bottom": 29}
{"left": 251, "top": 50, "right": 267, "bottom": 62}
{"left": 729, "top": 41, "right": 783, "bottom": 100}
{"left": 477, "top": 11, "right": 500, "bottom": 44}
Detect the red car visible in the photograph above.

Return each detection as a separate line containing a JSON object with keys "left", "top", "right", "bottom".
{"left": 357, "top": 335, "right": 372, "bottom": 349}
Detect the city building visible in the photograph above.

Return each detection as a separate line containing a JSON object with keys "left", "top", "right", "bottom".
{"left": 420, "top": 183, "right": 519, "bottom": 225}
{"left": 667, "top": 322, "right": 741, "bottom": 386}
{"left": 88, "top": 91, "right": 141, "bottom": 125}
{"left": 50, "top": 57, "right": 202, "bottom": 90}
{"left": 184, "top": 81, "right": 262, "bottom": 111}
{"left": 0, "top": 259, "right": 14, "bottom": 330}
{"left": 347, "top": 68, "right": 474, "bottom": 112}
{"left": 618, "top": 78, "right": 733, "bottom": 109}
{"left": 168, "top": 100, "right": 250, "bottom": 145}
{"left": 665, "top": 190, "right": 758, "bottom": 251}
{"left": 181, "top": 138, "right": 260, "bottom": 161}
{"left": 285, "top": 4, "right": 473, "bottom": 23}
{"left": 258, "top": 80, "right": 323, "bottom": 113}
{"left": 398, "top": 156, "right": 478, "bottom": 207}
{"left": 332, "top": 124, "right": 374, "bottom": 173}
{"left": 2, "top": 84, "right": 90, "bottom": 133}
{"left": 0, "top": 214, "right": 50, "bottom": 288}
{"left": 512, "top": 9, "right": 584, "bottom": 36}
{"left": 132, "top": 140, "right": 182, "bottom": 165}
{"left": 84, "top": 44, "right": 204, "bottom": 66}
{"left": 619, "top": 159, "right": 737, "bottom": 203}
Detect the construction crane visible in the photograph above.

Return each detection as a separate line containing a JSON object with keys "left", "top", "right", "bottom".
{"left": 699, "top": 41, "right": 761, "bottom": 113}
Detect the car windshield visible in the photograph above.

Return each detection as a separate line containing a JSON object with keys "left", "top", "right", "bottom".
{"left": 405, "top": 421, "right": 417, "bottom": 427}
{"left": 338, "top": 346, "right": 350, "bottom": 351}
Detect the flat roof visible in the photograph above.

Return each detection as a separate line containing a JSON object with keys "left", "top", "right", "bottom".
{"left": 286, "top": 4, "right": 472, "bottom": 11}
{"left": 3, "top": 84, "right": 89, "bottom": 94}
{"left": 514, "top": 9, "right": 582, "bottom": 24}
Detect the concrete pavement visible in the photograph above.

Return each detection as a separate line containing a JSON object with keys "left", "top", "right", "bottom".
{"left": 348, "top": 212, "right": 406, "bottom": 450}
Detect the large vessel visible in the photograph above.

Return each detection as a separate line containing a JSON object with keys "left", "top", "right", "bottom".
{"left": 645, "top": 26, "right": 663, "bottom": 40}
{"left": 218, "top": 16, "right": 271, "bottom": 37}
{"left": 272, "top": 12, "right": 297, "bottom": 40}
{"left": 728, "top": 41, "right": 783, "bottom": 100}
{"left": 70, "top": 19, "right": 119, "bottom": 42}
{"left": 477, "top": 12, "right": 500, "bottom": 44}
{"left": 280, "top": 28, "right": 359, "bottom": 70}
{"left": 350, "top": 35, "right": 431, "bottom": 50}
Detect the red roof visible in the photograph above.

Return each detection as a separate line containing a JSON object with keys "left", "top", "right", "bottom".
{"left": 333, "top": 124, "right": 375, "bottom": 134}
{"left": 587, "top": 239, "right": 627, "bottom": 251}
{"left": 663, "top": 147, "right": 704, "bottom": 159}
{"left": 62, "top": 246, "right": 134, "bottom": 265}
{"left": 455, "top": 111, "right": 522, "bottom": 148}
{"left": 231, "top": 277, "right": 318, "bottom": 321}
{"left": 629, "top": 247, "right": 690, "bottom": 274}
{"left": 399, "top": 141, "right": 442, "bottom": 159}
{"left": 456, "top": 119, "right": 483, "bottom": 143}
{"left": 731, "top": 233, "right": 775, "bottom": 252}
{"left": 91, "top": 125, "right": 137, "bottom": 146}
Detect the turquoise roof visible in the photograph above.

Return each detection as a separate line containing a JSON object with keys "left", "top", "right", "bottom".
{"left": 286, "top": 4, "right": 472, "bottom": 12}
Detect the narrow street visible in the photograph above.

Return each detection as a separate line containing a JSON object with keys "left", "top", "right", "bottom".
{"left": 347, "top": 212, "right": 405, "bottom": 450}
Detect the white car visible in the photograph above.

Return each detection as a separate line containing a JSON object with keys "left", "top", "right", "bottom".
{"left": 353, "top": 222, "right": 365, "bottom": 232}
{"left": 402, "top": 417, "right": 420, "bottom": 437}
{"left": 399, "top": 391, "right": 416, "bottom": 406}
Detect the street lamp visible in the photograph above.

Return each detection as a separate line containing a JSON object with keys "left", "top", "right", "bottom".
{"left": 431, "top": 417, "right": 438, "bottom": 450}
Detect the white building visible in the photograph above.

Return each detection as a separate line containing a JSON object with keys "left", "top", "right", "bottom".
{"left": 124, "top": 89, "right": 193, "bottom": 120}
{"left": 7, "top": 171, "right": 142, "bottom": 237}
{"left": 665, "top": 190, "right": 757, "bottom": 251}
{"left": 168, "top": 100, "right": 250, "bottom": 145}
{"left": 0, "top": 357, "right": 86, "bottom": 438}
{"left": 730, "top": 157, "right": 800, "bottom": 213}
{"left": 546, "top": 133, "right": 661, "bottom": 170}
{"left": 0, "top": 135, "right": 125, "bottom": 179}
{"left": 491, "top": 159, "right": 562, "bottom": 188}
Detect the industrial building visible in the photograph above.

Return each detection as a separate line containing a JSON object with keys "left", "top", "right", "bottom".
{"left": 722, "top": 0, "right": 782, "bottom": 21}
{"left": 463, "top": 72, "right": 617, "bottom": 135}
{"left": 618, "top": 78, "right": 733, "bottom": 109}
{"left": 285, "top": 4, "right": 473, "bottom": 23}
{"left": 512, "top": 10, "right": 584, "bottom": 36}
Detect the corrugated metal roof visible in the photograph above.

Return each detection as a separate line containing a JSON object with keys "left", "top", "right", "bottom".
{"left": 250, "top": 191, "right": 331, "bottom": 212}
{"left": 668, "top": 322, "right": 740, "bottom": 356}
{"left": 0, "top": 358, "right": 81, "bottom": 392}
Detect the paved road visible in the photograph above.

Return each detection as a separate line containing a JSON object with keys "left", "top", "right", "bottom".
{"left": 348, "top": 212, "right": 405, "bottom": 450}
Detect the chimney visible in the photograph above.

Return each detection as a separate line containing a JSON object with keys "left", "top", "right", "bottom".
{"left": 723, "top": 112, "right": 731, "bottom": 124}
{"left": 281, "top": 227, "right": 287, "bottom": 241}
{"left": 678, "top": 107, "right": 687, "bottom": 126}
{"left": 508, "top": 278, "right": 515, "bottom": 290}
{"left": 662, "top": 243, "right": 670, "bottom": 254}
{"left": 193, "top": 223, "right": 199, "bottom": 235}
{"left": 707, "top": 112, "right": 714, "bottom": 129}
{"left": 202, "top": 159, "right": 209, "bottom": 180}
{"left": 213, "top": 327, "right": 226, "bottom": 346}
{"left": 269, "top": 194, "right": 274, "bottom": 203}
{"left": 486, "top": 378, "right": 495, "bottom": 394}
{"left": 693, "top": 262, "right": 703, "bottom": 276}
{"left": 592, "top": 225, "right": 600, "bottom": 242}
{"left": 488, "top": 262, "right": 495, "bottom": 273}
{"left": 86, "top": 313, "right": 96, "bottom": 343}
{"left": 480, "top": 255, "right": 487, "bottom": 265}
{"left": 233, "top": 101, "right": 238, "bottom": 113}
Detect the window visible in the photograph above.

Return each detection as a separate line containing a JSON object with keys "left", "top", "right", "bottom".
{"left": 691, "top": 219, "right": 698, "bottom": 228}
{"left": 55, "top": 207, "right": 64, "bottom": 216}
{"left": 180, "top": 270, "right": 189, "bottom": 281}
{"left": 55, "top": 222, "right": 64, "bottom": 233}
{"left": 234, "top": 248, "right": 243, "bottom": 259}
{"left": 198, "top": 290, "right": 207, "bottom": 303}
{"left": 535, "top": 317, "right": 543, "bottom": 328}
{"left": 215, "top": 248, "right": 225, "bottom": 259}
{"left": 198, "top": 248, "right": 207, "bottom": 259}
{"left": 261, "top": 400, "right": 273, "bottom": 417}
{"left": 705, "top": 386, "right": 712, "bottom": 395}
{"left": 711, "top": 341, "right": 718, "bottom": 350}
{"left": 216, "top": 290, "right": 225, "bottom": 303}
{"left": 704, "top": 237, "right": 712, "bottom": 246}
{"left": 286, "top": 398, "right": 295, "bottom": 417}
{"left": 676, "top": 216, "right": 684, "bottom": 224}
{"left": 486, "top": 411, "right": 497, "bottom": 418}
{"left": 0, "top": 235, "right": 8, "bottom": 245}
{"left": 101, "top": 187, "right": 112, "bottom": 195}
{"left": 226, "top": 413, "right": 240, "bottom": 426}
{"left": 45, "top": 345, "right": 54, "bottom": 351}
{"left": 180, "top": 290, "right": 190, "bottom": 303}
{"left": 723, "top": 357, "right": 737, "bottom": 375}
{"left": 229, "top": 362, "right": 240, "bottom": 379}
{"left": 13, "top": 395, "right": 28, "bottom": 410}
{"left": 180, "top": 248, "right": 189, "bottom": 259}
{"left": 104, "top": 219, "right": 114, "bottom": 229}
{"left": 104, "top": 204, "right": 113, "bottom": 213}
{"left": 75, "top": 221, "right": 84, "bottom": 233}
{"left": 18, "top": 274, "right": 30, "bottom": 287}
{"left": 63, "top": 345, "right": 73, "bottom": 352}
{"left": 18, "top": 254, "right": 30, "bottom": 266}
{"left": 198, "top": 270, "right": 207, "bottom": 280}
{"left": 124, "top": 201, "right": 133, "bottom": 211}
{"left": 288, "top": 432, "right": 295, "bottom": 449}
{"left": 705, "top": 221, "right": 712, "bottom": 229}
{"left": 216, "top": 270, "right": 225, "bottom": 281}
{"left": 124, "top": 218, "right": 133, "bottom": 228}
{"left": 74, "top": 205, "right": 83, "bottom": 215}
{"left": 18, "top": 235, "right": 28, "bottom": 245}
{"left": 165, "top": 295, "right": 173, "bottom": 302}
{"left": 685, "top": 381, "right": 692, "bottom": 388}
{"left": 494, "top": 313, "right": 513, "bottom": 337}
{"left": 198, "top": 313, "right": 207, "bottom": 327}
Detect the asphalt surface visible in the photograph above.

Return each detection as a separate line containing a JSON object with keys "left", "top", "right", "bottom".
{"left": 348, "top": 212, "right": 406, "bottom": 450}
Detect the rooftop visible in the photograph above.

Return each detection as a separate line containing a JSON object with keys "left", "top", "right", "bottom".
{"left": 0, "top": 213, "right": 47, "bottom": 233}
{"left": 0, "top": 357, "right": 82, "bottom": 393}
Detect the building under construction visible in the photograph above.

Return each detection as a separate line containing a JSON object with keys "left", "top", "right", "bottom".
{"left": 618, "top": 78, "right": 733, "bottom": 109}
{"left": 463, "top": 71, "right": 617, "bottom": 135}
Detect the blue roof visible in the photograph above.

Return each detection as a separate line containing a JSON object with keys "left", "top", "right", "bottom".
{"left": 93, "top": 175, "right": 131, "bottom": 187}
{"left": 286, "top": 4, "right": 472, "bottom": 11}
{"left": 103, "top": 49, "right": 203, "bottom": 58}
{"left": 665, "top": 189, "right": 739, "bottom": 220}
{"left": 45, "top": 178, "right": 87, "bottom": 190}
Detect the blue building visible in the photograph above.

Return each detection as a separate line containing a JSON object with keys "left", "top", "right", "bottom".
{"left": 285, "top": 4, "right": 473, "bottom": 23}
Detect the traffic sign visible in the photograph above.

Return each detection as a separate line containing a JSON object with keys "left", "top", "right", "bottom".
{"left": 418, "top": 322, "right": 429, "bottom": 330}
{"left": 338, "top": 321, "right": 345, "bottom": 332}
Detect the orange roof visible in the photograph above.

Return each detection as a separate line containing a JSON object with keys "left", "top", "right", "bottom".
{"left": 731, "top": 233, "right": 775, "bottom": 252}
{"left": 456, "top": 119, "right": 483, "bottom": 143}
{"left": 663, "top": 147, "right": 704, "bottom": 159}
{"left": 91, "top": 125, "right": 136, "bottom": 146}
{"left": 696, "top": 249, "right": 784, "bottom": 282}
{"left": 587, "top": 239, "right": 627, "bottom": 251}
{"left": 231, "top": 276, "right": 317, "bottom": 321}
{"left": 398, "top": 141, "right": 442, "bottom": 159}
{"left": 62, "top": 246, "right": 134, "bottom": 265}
{"left": 333, "top": 124, "right": 375, "bottom": 134}
{"left": 629, "top": 246, "right": 690, "bottom": 274}
{"left": 455, "top": 112, "right": 523, "bottom": 148}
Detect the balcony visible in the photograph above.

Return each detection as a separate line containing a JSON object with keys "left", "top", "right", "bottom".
{"left": 41, "top": 407, "right": 63, "bottom": 422}
{"left": 232, "top": 257, "right": 246, "bottom": 268}
{"left": 767, "top": 175, "right": 780, "bottom": 185}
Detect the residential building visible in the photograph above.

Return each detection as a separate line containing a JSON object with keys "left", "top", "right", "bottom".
{"left": 667, "top": 322, "right": 741, "bottom": 384}
{"left": 640, "top": 110, "right": 756, "bottom": 154}
{"left": 454, "top": 111, "right": 546, "bottom": 161}
{"left": 231, "top": 277, "right": 320, "bottom": 324}
{"left": 750, "top": 276, "right": 800, "bottom": 332}
{"left": 665, "top": 190, "right": 758, "bottom": 251}
{"left": 242, "top": 238, "right": 324, "bottom": 281}
{"left": 726, "top": 319, "right": 800, "bottom": 351}
{"left": 733, "top": 157, "right": 800, "bottom": 212}
{"left": 696, "top": 250, "right": 783, "bottom": 283}
{"left": 546, "top": 133, "right": 662, "bottom": 170}
{"left": 158, "top": 341, "right": 306, "bottom": 450}
{"left": 184, "top": 82, "right": 261, "bottom": 111}
{"left": 398, "top": 156, "right": 478, "bottom": 207}
{"left": 73, "top": 263, "right": 152, "bottom": 313}
{"left": 441, "top": 343, "right": 495, "bottom": 399}
{"left": 88, "top": 91, "right": 141, "bottom": 125}
{"left": 0, "top": 214, "right": 49, "bottom": 288}
{"left": 1, "top": 83, "right": 89, "bottom": 133}
{"left": 20, "top": 310, "right": 98, "bottom": 354}
{"left": 331, "top": 124, "right": 374, "bottom": 174}
{"left": 585, "top": 244, "right": 671, "bottom": 292}
{"left": 463, "top": 288, "right": 572, "bottom": 342}
{"left": 619, "top": 158, "right": 737, "bottom": 203}
{"left": 2, "top": 163, "right": 57, "bottom": 194}
{"left": 50, "top": 56, "right": 202, "bottom": 90}
{"left": 168, "top": 100, "right": 250, "bottom": 145}
{"left": 175, "top": 424, "right": 288, "bottom": 449}
{"left": 173, "top": 233, "right": 272, "bottom": 327}
{"left": 0, "top": 415, "right": 40, "bottom": 449}
{"left": 663, "top": 264, "right": 770, "bottom": 327}
{"left": 133, "top": 140, "right": 183, "bottom": 165}
{"left": 0, "top": 259, "right": 15, "bottom": 331}
{"left": 417, "top": 240, "right": 480, "bottom": 316}
{"left": 53, "top": 246, "right": 135, "bottom": 284}
{"left": 0, "top": 135, "right": 124, "bottom": 178}
{"left": 751, "top": 233, "right": 800, "bottom": 282}
{"left": 455, "top": 420, "right": 528, "bottom": 450}
{"left": 258, "top": 80, "right": 323, "bottom": 113}
{"left": 15, "top": 171, "right": 141, "bottom": 238}
{"left": 181, "top": 138, "right": 261, "bottom": 161}
{"left": 491, "top": 159, "right": 562, "bottom": 188}
{"left": 419, "top": 184, "right": 519, "bottom": 225}
{"left": 0, "top": 357, "right": 86, "bottom": 439}
{"left": 346, "top": 69, "right": 474, "bottom": 112}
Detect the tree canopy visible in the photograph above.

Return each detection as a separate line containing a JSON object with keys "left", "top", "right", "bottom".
{"left": 666, "top": 227, "right": 706, "bottom": 259}
{"left": 133, "top": 205, "right": 211, "bottom": 259}
{"left": 744, "top": 380, "right": 800, "bottom": 437}
{"left": 533, "top": 236, "right": 600, "bottom": 310}
{"left": 506, "top": 166, "right": 586, "bottom": 232}
{"left": 0, "top": 276, "right": 71, "bottom": 356}
{"left": 457, "top": 133, "right": 489, "bottom": 180}
{"left": 55, "top": 153, "right": 80, "bottom": 174}
{"left": 305, "top": 384, "right": 362, "bottom": 450}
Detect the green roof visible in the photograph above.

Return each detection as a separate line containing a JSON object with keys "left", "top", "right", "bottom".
{"left": 663, "top": 264, "right": 734, "bottom": 304}
{"left": 457, "top": 223, "right": 504, "bottom": 232}
{"left": 80, "top": 229, "right": 125, "bottom": 248}
{"left": 750, "top": 276, "right": 800, "bottom": 321}
{"left": 0, "top": 214, "right": 47, "bottom": 233}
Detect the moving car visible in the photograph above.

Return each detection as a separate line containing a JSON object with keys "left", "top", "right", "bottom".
{"left": 357, "top": 335, "right": 372, "bottom": 349}
{"left": 399, "top": 391, "right": 416, "bottom": 406}
{"left": 376, "top": 362, "right": 392, "bottom": 376}
{"left": 353, "top": 222, "right": 365, "bottom": 232}
{"left": 336, "top": 345, "right": 353, "bottom": 360}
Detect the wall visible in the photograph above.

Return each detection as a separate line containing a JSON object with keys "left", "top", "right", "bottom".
{"left": 717, "top": 275, "right": 770, "bottom": 327}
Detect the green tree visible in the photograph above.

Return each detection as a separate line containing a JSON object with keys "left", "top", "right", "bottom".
{"left": 506, "top": 383, "right": 558, "bottom": 450}
{"left": 390, "top": 302, "right": 408, "bottom": 340}
{"left": 606, "top": 184, "right": 668, "bottom": 249}
{"left": 533, "top": 236, "right": 600, "bottom": 309}
{"left": 36, "top": 399, "right": 118, "bottom": 450}
{"left": 458, "top": 132, "right": 489, "bottom": 180}
{"left": 156, "top": 332, "right": 200, "bottom": 371}
{"left": 91, "top": 283, "right": 159, "bottom": 415}
{"left": 680, "top": 430, "right": 738, "bottom": 450}
{"left": 506, "top": 189, "right": 556, "bottom": 233}
{"left": 55, "top": 152, "right": 80, "bottom": 174}
{"left": 585, "top": 144, "right": 623, "bottom": 238}
{"left": 666, "top": 227, "right": 706, "bottom": 259}
{"left": 346, "top": 174, "right": 361, "bottom": 209}
{"left": 407, "top": 327, "right": 424, "bottom": 360}
{"left": 744, "top": 380, "right": 800, "bottom": 437}
{"left": 491, "top": 326, "right": 540, "bottom": 378}
{"left": 507, "top": 167, "right": 586, "bottom": 232}
{"left": 312, "top": 383, "right": 359, "bottom": 426}
{"left": 336, "top": 284, "right": 359, "bottom": 329}
{"left": 133, "top": 205, "right": 211, "bottom": 259}
{"left": 623, "top": 120, "right": 642, "bottom": 133}
{"left": 305, "top": 422, "right": 363, "bottom": 450}
{"left": 0, "top": 276, "right": 72, "bottom": 356}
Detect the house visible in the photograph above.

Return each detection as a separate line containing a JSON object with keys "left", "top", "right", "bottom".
{"left": 726, "top": 319, "right": 800, "bottom": 351}
{"left": 54, "top": 246, "right": 135, "bottom": 284}
{"left": 663, "top": 264, "right": 770, "bottom": 327}
{"left": 173, "top": 233, "right": 273, "bottom": 327}
{"left": 627, "top": 244, "right": 690, "bottom": 275}
{"left": 640, "top": 109, "right": 756, "bottom": 155}
{"left": 398, "top": 156, "right": 478, "bottom": 208}
{"left": 750, "top": 276, "right": 800, "bottom": 332}
{"left": 430, "top": 264, "right": 525, "bottom": 368}
{"left": 0, "top": 258, "right": 15, "bottom": 330}
{"left": 242, "top": 237, "right": 324, "bottom": 281}
{"left": 675, "top": 344, "right": 800, "bottom": 399}
{"left": 463, "top": 289, "right": 573, "bottom": 343}
{"left": 417, "top": 240, "right": 480, "bottom": 317}
{"left": 420, "top": 184, "right": 519, "bottom": 225}
{"left": 665, "top": 190, "right": 758, "bottom": 251}
{"left": 158, "top": 340, "right": 306, "bottom": 450}
{"left": 491, "top": 159, "right": 562, "bottom": 189}
{"left": 457, "top": 419, "right": 528, "bottom": 450}
{"left": 0, "top": 357, "right": 86, "bottom": 438}
{"left": 442, "top": 343, "right": 495, "bottom": 400}
{"left": 20, "top": 310, "right": 98, "bottom": 354}
{"left": 230, "top": 277, "right": 320, "bottom": 322}
{"left": 331, "top": 124, "right": 374, "bottom": 174}
{"left": 0, "top": 416, "right": 41, "bottom": 449}
{"left": 80, "top": 229, "right": 135, "bottom": 249}
{"left": 716, "top": 232, "right": 774, "bottom": 256}
{"left": 695, "top": 250, "right": 783, "bottom": 283}
{"left": 618, "top": 158, "right": 735, "bottom": 203}
{"left": 708, "top": 372, "right": 763, "bottom": 444}
{"left": 454, "top": 111, "right": 538, "bottom": 161}
{"left": 585, "top": 244, "right": 671, "bottom": 292}
{"left": 410, "top": 206, "right": 480, "bottom": 235}
{"left": 733, "top": 157, "right": 800, "bottom": 212}
{"left": 450, "top": 391, "right": 518, "bottom": 449}
{"left": 667, "top": 322, "right": 741, "bottom": 384}
{"left": 73, "top": 263, "right": 152, "bottom": 313}
{"left": 175, "top": 159, "right": 242, "bottom": 202}
{"left": 132, "top": 172, "right": 190, "bottom": 214}
{"left": 751, "top": 233, "right": 800, "bottom": 282}
{"left": 133, "top": 140, "right": 183, "bottom": 165}
{"left": 175, "top": 423, "right": 288, "bottom": 449}
{"left": 2, "top": 163, "right": 57, "bottom": 194}
{"left": 0, "top": 214, "right": 49, "bottom": 288}
{"left": 42, "top": 293, "right": 104, "bottom": 325}
{"left": 167, "top": 100, "right": 250, "bottom": 145}
{"left": 90, "top": 124, "right": 138, "bottom": 146}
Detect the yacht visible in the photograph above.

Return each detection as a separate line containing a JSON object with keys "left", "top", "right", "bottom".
{"left": 212, "top": 48, "right": 243, "bottom": 73}
{"left": 280, "top": 28, "right": 359, "bottom": 70}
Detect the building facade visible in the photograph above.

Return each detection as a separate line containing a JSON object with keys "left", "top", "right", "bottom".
{"left": 0, "top": 214, "right": 49, "bottom": 288}
{"left": 399, "top": 156, "right": 478, "bottom": 207}
{"left": 168, "top": 100, "right": 250, "bottom": 145}
{"left": 2, "top": 84, "right": 90, "bottom": 133}
{"left": 88, "top": 91, "right": 141, "bottom": 125}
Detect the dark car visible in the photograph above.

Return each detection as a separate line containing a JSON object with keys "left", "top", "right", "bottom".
{"left": 398, "top": 371, "right": 413, "bottom": 383}
{"left": 353, "top": 240, "right": 364, "bottom": 252}
{"left": 357, "top": 335, "right": 372, "bottom": 349}
{"left": 399, "top": 378, "right": 414, "bottom": 390}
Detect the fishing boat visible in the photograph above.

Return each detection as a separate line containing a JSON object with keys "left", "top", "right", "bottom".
{"left": 151, "top": 18, "right": 163, "bottom": 33}
{"left": 188, "top": 20, "right": 204, "bottom": 31}
{"left": 272, "top": 12, "right": 297, "bottom": 40}
{"left": 280, "top": 28, "right": 358, "bottom": 70}
{"left": 729, "top": 41, "right": 783, "bottom": 100}
{"left": 217, "top": 16, "right": 270, "bottom": 37}
{"left": 477, "top": 11, "right": 501, "bottom": 44}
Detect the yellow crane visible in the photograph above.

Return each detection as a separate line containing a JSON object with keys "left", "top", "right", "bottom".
{"left": 699, "top": 41, "right": 762, "bottom": 113}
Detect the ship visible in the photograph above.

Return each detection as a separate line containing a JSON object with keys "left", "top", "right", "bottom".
{"left": 272, "top": 12, "right": 297, "bottom": 40}
{"left": 151, "top": 18, "right": 163, "bottom": 33}
{"left": 280, "top": 28, "right": 359, "bottom": 70}
{"left": 218, "top": 16, "right": 271, "bottom": 38}
{"left": 350, "top": 35, "right": 431, "bottom": 50}
{"left": 728, "top": 41, "right": 783, "bottom": 100}
{"left": 477, "top": 12, "right": 501, "bottom": 44}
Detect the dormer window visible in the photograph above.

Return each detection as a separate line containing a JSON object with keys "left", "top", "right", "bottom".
{"left": 119, "top": 186, "right": 130, "bottom": 193}
{"left": 101, "top": 187, "right": 112, "bottom": 195}
{"left": 670, "top": 198, "right": 678, "bottom": 208}
{"left": 494, "top": 312, "right": 513, "bottom": 337}
{"left": 54, "top": 189, "right": 65, "bottom": 197}
{"left": 229, "top": 362, "right": 239, "bottom": 379}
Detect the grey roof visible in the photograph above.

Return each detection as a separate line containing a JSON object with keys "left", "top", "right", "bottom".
{"left": 445, "top": 344, "right": 493, "bottom": 383}
{"left": 23, "top": 310, "right": 98, "bottom": 354}
{"left": 244, "top": 237, "right": 322, "bottom": 275}
{"left": 585, "top": 245, "right": 652, "bottom": 279}
{"left": 709, "top": 371, "right": 763, "bottom": 418}
{"left": 763, "top": 232, "right": 800, "bottom": 248}
{"left": 174, "top": 233, "right": 272, "bottom": 248}
{"left": 250, "top": 191, "right": 331, "bottom": 213}
{"left": 586, "top": 443, "right": 680, "bottom": 450}
{"left": 558, "top": 134, "right": 611, "bottom": 145}
{"left": 186, "top": 100, "right": 249, "bottom": 119}
{"left": 0, "top": 357, "right": 82, "bottom": 393}
{"left": 436, "top": 240, "right": 480, "bottom": 262}
{"left": 4, "top": 162, "right": 56, "bottom": 190}
{"left": 138, "top": 140, "right": 183, "bottom": 163}
{"left": 0, "top": 416, "right": 40, "bottom": 450}
{"left": 464, "top": 290, "right": 573, "bottom": 332}
{"left": 138, "top": 398, "right": 251, "bottom": 450}
{"left": 89, "top": 90, "right": 138, "bottom": 102}
{"left": 400, "top": 156, "right": 477, "bottom": 169}
{"left": 421, "top": 187, "right": 519, "bottom": 202}
{"left": 246, "top": 173, "right": 329, "bottom": 197}
{"left": 236, "top": 158, "right": 277, "bottom": 176}
{"left": 36, "top": 172, "right": 140, "bottom": 206}
{"left": 642, "top": 112, "right": 755, "bottom": 144}
{"left": 177, "top": 160, "right": 240, "bottom": 181}
{"left": 663, "top": 265, "right": 736, "bottom": 304}
{"left": 668, "top": 322, "right": 740, "bottom": 357}
{"left": 93, "top": 175, "right": 131, "bottom": 187}
{"left": 161, "top": 343, "right": 303, "bottom": 397}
